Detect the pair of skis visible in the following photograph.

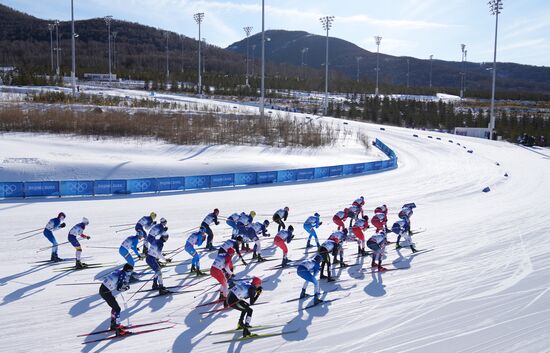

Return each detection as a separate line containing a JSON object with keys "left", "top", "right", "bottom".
{"left": 80, "top": 320, "right": 175, "bottom": 344}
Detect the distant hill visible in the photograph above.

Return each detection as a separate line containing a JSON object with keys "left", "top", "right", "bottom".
{"left": 227, "top": 30, "right": 550, "bottom": 95}
{"left": 0, "top": 4, "right": 304, "bottom": 82}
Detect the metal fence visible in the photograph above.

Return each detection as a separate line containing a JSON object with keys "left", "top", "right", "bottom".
{"left": 0, "top": 138, "right": 397, "bottom": 199}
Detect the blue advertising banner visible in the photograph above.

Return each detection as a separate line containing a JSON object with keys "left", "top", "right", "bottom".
{"left": 314, "top": 167, "right": 330, "bottom": 179}
{"left": 0, "top": 182, "right": 24, "bottom": 198}
{"left": 210, "top": 174, "right": 234, "bottom": 188}
{"left": 329, "top": 165, "right": 343, "bottom": 177}
{"left": 277, "top": 170, "right": 297, "bottom": 183}
{"left": 296, "top": 168, "right": 315, "bottom": 180}
{"left": 185, "top": 176, "right": 210, "bottom": 190}
{"left": 60, "top": 180, "right": 94, "bottom": 196}
{"left": 24, "top": 181, "right": 60, "bottom": 197}
{"left": 257, "top": 171, "right": 277, "bottom": 184}
{"left": 234, "top": 172, "right": 257, "bottom": 186}
{"left": 127, "top": 178, "right": 157, "bottom": 193}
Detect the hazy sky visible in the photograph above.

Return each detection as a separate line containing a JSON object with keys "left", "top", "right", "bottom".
{"left": 2, "top": 0, "right": 549, "bottom": 66}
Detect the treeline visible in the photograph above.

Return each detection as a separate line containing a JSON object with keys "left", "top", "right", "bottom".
{"left": 326, "top": 95, "right": 550, "bottom": 145}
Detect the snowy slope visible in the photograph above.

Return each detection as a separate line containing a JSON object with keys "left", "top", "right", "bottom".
{"left": 0, "top": 132, "right": 382, "bottom": 181}
{"left": 1, "top": 103, "right": 550, "bottom": 353}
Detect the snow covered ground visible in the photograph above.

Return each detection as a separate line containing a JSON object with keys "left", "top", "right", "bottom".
{"left": 1, "top": 93, "right": 550, "bottom": 353}
{"left": 0, "top": 131, "right": 381, "bottom": 182}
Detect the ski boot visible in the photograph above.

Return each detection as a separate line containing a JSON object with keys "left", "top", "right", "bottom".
{"left": 357, "top": 246, "right": 362, "bottom": 256}
{"left": 152, "top": 282, "right": 159, "bottom": 290}
{"left": 299, "top": 288, "right": 307, "bottom": 299}
{"left": 237, "top": 321, "right": 252, "bottom": 330}
{"left": 411, "top": 245, "right": 418, "bottom": 253}
{"left": 320, "top": 274, "right": 327, "bottom": 280}
{"left": 306, "top": 241, "right": 312, "bottom": 248}
{"left": 252, "top": 252, "right": 258, "bottom": 260}
{"left": 333, "top": 259, "right": 340, "bottom": 265}
{"left": 158, "top": 286, "right": 171, "bottom": 295}
{"left": 395, "top": 243, "right": 402, "bottom": 250}
{"left": 242, "top": 327, "right": 252, "bottom": 337}
{"left": 190, "top": 265, "right": 196, "bottom": 273}
{"left": 257, "top": 254, "right": 267, "bottom": 262}
{"left": 327, "top": 277, "right": 336, "bottom": 282}
{"left": 313, "top": 294, "right": 324, "bottom": 305}
{"left": 115, "top": 325, "right": 129, "bottom": 336}
{"left": 377, "top": 265, "right": 387, "bottom": 272}
{"left": 75, "top": 260, "right": 87, "bottom": 269}
{"left": 51, "top": 253, "right": 63, "bottom": 262}
{"left": 340, "top": 261, "right": 349, "bottom": 268}
{"left": 196, "top": 269, "right": 207, "bottom": 277}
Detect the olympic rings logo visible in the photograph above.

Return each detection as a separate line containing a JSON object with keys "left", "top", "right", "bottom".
{"left": 134, "top": 180, "right": 151, "bottom": 191}
{"left": 68, "top": 182, "right": 89, "bottom": 193}
{"left": 2, "top": 184, "right": 18, "bottom": 194}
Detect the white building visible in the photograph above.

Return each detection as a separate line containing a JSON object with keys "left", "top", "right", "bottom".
{"left": 454, "top": 127, "right": 491, "bottom": 139}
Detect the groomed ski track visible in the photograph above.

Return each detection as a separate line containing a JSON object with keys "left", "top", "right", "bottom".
{"left": 1, "top": 111, "right": 549, "bottom": 353}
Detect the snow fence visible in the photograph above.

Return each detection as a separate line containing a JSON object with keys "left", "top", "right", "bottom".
{"left": 0, "top": 139, "right": 397, "bottom": 199}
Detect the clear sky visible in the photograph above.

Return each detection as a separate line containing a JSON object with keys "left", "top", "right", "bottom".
{"left": 2, "top": 0, "right": 549, "bottom": 66}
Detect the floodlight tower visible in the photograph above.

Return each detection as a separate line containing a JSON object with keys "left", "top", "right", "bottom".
{"left": 244, "top": 26, "right": 253, "bottom": 86}
{"left": 464, "top": 49, "right": 468, "bottom": 96}
{"left": 55, "top": 20, "right": 60, "bottom": 77}
{"left": 260, "top": 0, "right": 265, "bottom": 118}
{"left": 193, "top": 12, "right": 205, "bottom": 95}
{"left": 488, "top": 0, "right": 503, "bottom": 140}
{"left": 320, "top": 15, "right": 334, "bottom": 115}
{"left": 48, "top": 23, "right": 55, "bottom": 72}
{"left": 104, "top": 16, "right": 113, "bottom": 83}
{"left": 460, "top": 43, "right": 466, "bottom": 98}
{"left": 429, "top": 54, "right": 433, "bottom": 88}
{"left": 374, "top": 36, "right": 382, "bottom": 95}
{"left": 356, "top": 56, "right": 363, "bottom": 82}
{"left": 112, "top": 31, "right": 118, "bottom": 70}
{"left": 70, "top": 0, "right": 76, "bottom": 95}
{"left": 301, "top": 47, "right": 309, "bottom": 80}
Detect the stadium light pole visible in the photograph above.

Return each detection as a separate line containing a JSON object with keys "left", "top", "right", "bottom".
{"left": 356, "top": 56, "right": 363, "bottom": 82}
{"left": 70, "top": 0, "right": 76, "bottom": 95}
{"left": 202, "top": 37, "right": 206, "bottom": 74}
{"left": 244, "top": 26, "right": 252, "bottom": 86}
{"left": 193, "top": 12, "right": 204, "bottom": 96}
{"left": 112, "top": 31, "right": 117, "bottom": 71}
{"left": 165, "top": 31, "right": 170, "bottom": 82}
{"left": 251, "top": 44, "right": 256, "bottom": 76}
{"left": 406, "top": 58, "right": 410, "bottom": 88}
{"left": 460, "top": 43, "right": 465, "bottom": 98}
{"left": 180, "top": 34, "right": 185, "bottom": 73}
{"left": 429, "top": 54, "right": 433, "bottom": 88}
{"left": 489, "top": 0, "right": 503, "bottom": 140}
{"left": 374, "top": 36, "right": 382, "bottom": 96}
{"left": 55, "top": 20, "right": 60, "bottom": 77}
{"left": 301, "top": 47, "right": 308, "bottom": 80}
{"left": 260, "top": 0, "right": 265, "bottom": 118}
{"left": 104, "top": 16, "right": 113, "bottom": 83}
{"left": 48, "top": 23, "right": 54, "bottom": 72}
{"left": 320, "top": 15, "right": 334, "bottom": 115}
{"left": 464, "top": 49, "right": 468, "bottom": 96}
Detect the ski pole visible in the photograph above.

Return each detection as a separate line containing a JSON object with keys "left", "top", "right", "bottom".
{"left": 13, "top": 227, "right": 43, "bottom": 236}
{"left": 16, "top": 231, "right": 44, "bottom": 242}
{"left": 163, "top": 245, "right": 184, "bottom": 257}
{"left": 36, "top": 241, "right": 70, "bottom": 253}
{"left": 128, "top": 274, "right": 155, "bottom": 301}
{"left": 120, "top": 292, "right": 130, "bottom": 327}
{"left": 166, "top": 247, "right": 186, "bottom": 261}
{"left": 109, "top": 223, "right": 134, "bottom": 228}
{"left": 87, "top": 245, "right": 119, "bottom": 250}
{"left": 192, "top": 283, "right": 217, "bottom": 298}
{"left": 115, "top": 226, "right": 134, "bottom": 233}
{"left": 56, "top": 282, "right": 100, "bottom": 286}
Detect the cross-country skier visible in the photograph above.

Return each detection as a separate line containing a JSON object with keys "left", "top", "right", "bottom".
{"left": 146, "top": 233, "right": 172, "bottom": 295}
{"left": 226, "top": 212, "right": 241, "bottom": 236}
{"left": 119, "top": 233, "right": 144, "bottom": 267}
{"left": 226, "top": 276, "right": 263, "bottom": 337}
{"left": 99, "top": 263, "right": 133, "bottom": 336}
{"left": 328, "top": 229, "right": 348, "bottom": 267}
{"left": 244, "top": 220, "right": 270, "bottom": 262}
{"left": 318, "top": 239, "right": 338, "bottom": 281}
{"left": 371, "top": 212, "right": 388, "bottom": 233}
{"left": 332, "top": 208, "right": 349, "bottom": 231}
{"left": 353, "top": 196, "right": 365, "bottom": 208}
{"left": 201, "top": 208, "right": 220, "bottom": 251}
{"left": 233, "top": 211, "right": 256, "bottom": 242}
{"left": 68, "top": 217, "right": 91, "bottom": 269}
{"left": 297, "top": 254, "right": 323, "bottom": 304}
{"left": 144, "top": 217, "right": 167, "bottom": 255}
{"left": 185, "top": 227, "right": 208, "bottom": 276}
{"left": 348, "top": 204, "right": 363, "bottom": 228}
{"left": 367, "top": 230, "right": 388, "bottom": 271}
{"left": 43, "top": 212, "right": 66, "bottom": 262}
{"left": 374, "top": 204, "right": 388, "bottom": 217}
{"left": 351, "top": 215, "right": 370, "bottom": 255}
{"left": 135, "top": 212, "right": 157, "bottom": 237}
{"left": 272, "top": 207, "right": 289, "bottom": 231}
{"left": 210, "top": 247, "right": 235, "bottom": 302}
{"left": 303, "top": 213, "right": 322, "bottom": 248}
{"left": 219, "top": 237, "right": 247, "bottom": 265}
{"left": 393, "top": 218, "right": 417, "bottom": 252}
{"left": 273, "top": 225, "right": 294, "bottom": 267}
